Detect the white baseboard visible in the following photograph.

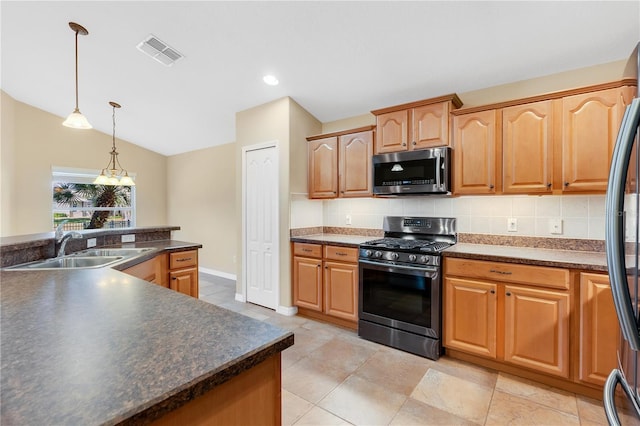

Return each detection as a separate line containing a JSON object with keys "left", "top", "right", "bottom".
{"left": 235, "top": 293, "right": 246, "bottom": 302}
{"left": 277, "top": 305, "right": 298, "bottom": 316}
{"left": 199, "top": 267, "right": 237, "bottom": 281}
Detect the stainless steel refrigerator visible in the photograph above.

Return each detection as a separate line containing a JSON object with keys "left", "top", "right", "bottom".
{"left": 604, "top": 43, "right": 640, "bottom": 425}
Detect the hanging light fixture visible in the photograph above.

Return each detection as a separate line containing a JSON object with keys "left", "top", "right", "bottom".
{"left": 62, "top": 22, "right": 92, "bottom": 129}
{"left": 94, "top": 102, "right": 135, "bottom": 186}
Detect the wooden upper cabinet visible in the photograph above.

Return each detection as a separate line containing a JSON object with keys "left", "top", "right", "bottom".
{"left": 339, "top": 131, "right": 373, "bottom": 197}
{"left": 561, "top": 87, "right": 626, "bottom": 192}
{"left": 307, "top": 127, "right": 373, "bottom": 199}
{"left": 375, "top": 110, "right": 409, "bottom": 153}
{"left": 412, "top": 103, "right": 450, "bottom": 149}
{"left": 452, "top": 110, "right": 499, "bottom": 195}
{"left": 372, "top": 94, "right": 462, "bottom": 154}
{"left": 308, "top": 136, "right": 338, "bottom": 198}
{"left": 502, "top": 101, "right": 554, "bottom": 194}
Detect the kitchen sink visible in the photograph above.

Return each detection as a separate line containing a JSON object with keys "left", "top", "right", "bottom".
{"left": 70, "top": 247, "right": 155, "bottom": 257}
{"left": 5, "top": 256, "right": 125, "bottom": 270}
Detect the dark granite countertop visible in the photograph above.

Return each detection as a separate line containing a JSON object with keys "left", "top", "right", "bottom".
{"left": 290, "top": 234, "right": 373, "bottom": 247}
{"left": 0, "top": 268, "right": 293, "bottom": 425}
{"left": 444, "top": 243, "right": 608, "bottom": 272}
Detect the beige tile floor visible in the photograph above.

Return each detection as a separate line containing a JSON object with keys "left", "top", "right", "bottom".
{"left": 199, "top": 275, "right": 640, "bottom": 426}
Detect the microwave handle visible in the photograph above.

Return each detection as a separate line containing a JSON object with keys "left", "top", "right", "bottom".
{"left": 435, "top": 151, "right": 442, "bottom": 189}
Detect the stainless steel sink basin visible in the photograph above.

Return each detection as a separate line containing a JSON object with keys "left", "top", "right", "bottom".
{"left": 71, "top": 247, "right": 155, "bottom": 257}
{"left": 6, "top": 256, "right": 124, "bottom": 270}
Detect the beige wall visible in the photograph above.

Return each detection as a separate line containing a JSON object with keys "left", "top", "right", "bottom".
{"left": 0, "top": 91, "right": 167, "bottom": 236}
{"left": 235, "top": 97, "right": 320, "bottom": 309}
{"left": 321, "top": 113, "right": 375, "bottom": 135}
{"left": 167, "top": 143, "right": 236, "bottom": 275}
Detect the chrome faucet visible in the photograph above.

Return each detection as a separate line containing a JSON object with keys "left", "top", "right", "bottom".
{"left": 55, "top": 221, "right": 83, "bottom": 257}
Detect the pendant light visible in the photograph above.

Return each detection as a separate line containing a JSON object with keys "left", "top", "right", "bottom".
{"left": 94, "top": 102, "right": 135, "bottom": 186}
{"left": 62, "top": 22, "right": 92, "bottom": 129}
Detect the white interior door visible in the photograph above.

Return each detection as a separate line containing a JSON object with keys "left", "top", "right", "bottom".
{"left": 244, "top": 145, "right": 278, "bottom": 309}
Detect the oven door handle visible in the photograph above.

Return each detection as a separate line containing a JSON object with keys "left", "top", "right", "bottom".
{"left": 359, "top": 259, "right": 439, "bottom": 276}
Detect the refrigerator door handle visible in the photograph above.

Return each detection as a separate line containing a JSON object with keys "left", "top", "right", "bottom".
{"left": 605, "top": 98, "right": 640, "bottom": 351}
{"left": 604, "top": 369, "right": 640, "bottom": 425}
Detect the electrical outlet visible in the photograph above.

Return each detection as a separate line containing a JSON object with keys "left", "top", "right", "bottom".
{"left": 121, "top": 234, "right": 136, "bottom": 243}
{"left": 549, "top": 218, "right": 563, "bottom": 235}
{"left": 346, "top": 214, "right": 352, "bottom": 225}
{"left": 87, "top": 238, "right": 97, "bottom": 248}
{"left": 507, "top": 218, "right": 518, "bottom": 232}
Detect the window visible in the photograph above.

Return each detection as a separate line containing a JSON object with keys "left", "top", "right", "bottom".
{"left": 52, "top": 167, "right": 136, "bottom": 231}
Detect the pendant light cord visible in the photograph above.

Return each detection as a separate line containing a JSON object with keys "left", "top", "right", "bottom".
{"left": 74, "top": 29, "right": 79, "bottom": 111}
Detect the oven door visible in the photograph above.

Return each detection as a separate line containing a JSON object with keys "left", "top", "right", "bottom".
{"left": 359, "top": 259, "right": 441, "bottom": 338}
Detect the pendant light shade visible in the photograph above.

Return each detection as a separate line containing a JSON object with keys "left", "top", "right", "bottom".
{"left": 93, "top": 102, "right": 135, "bottom": 186}
{"left": 63, "top": 22, "right": 92, "bottom": 129}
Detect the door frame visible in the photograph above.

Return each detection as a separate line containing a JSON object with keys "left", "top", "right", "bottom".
{"left": 241, "top": 141, "right": 280, "bottom": 309}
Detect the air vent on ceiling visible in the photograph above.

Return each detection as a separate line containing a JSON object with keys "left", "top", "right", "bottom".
{"left": 136, "top": 34, "right": 184, "bottom": 67}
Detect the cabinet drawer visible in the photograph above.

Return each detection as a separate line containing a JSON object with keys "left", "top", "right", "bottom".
{"left": 293, "top": 243, "right": 322, "bottom": 258}
{"left": 445, "top": 258, "right": 569, "bottom": 290}
{"left": 169, "top": 250, "right": 198, "bottom": 269}
{"left": 324, "top": 245, "right": 359, "bottom": 263}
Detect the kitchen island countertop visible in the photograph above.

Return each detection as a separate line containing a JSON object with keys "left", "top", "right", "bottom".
{"left": 0, "top": 267, "right": 293, "bottom": 425}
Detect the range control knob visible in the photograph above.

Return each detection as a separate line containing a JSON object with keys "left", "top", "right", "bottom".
{"left": 408, "top": 254, "right": 417, "bottom": 262}
{"left": 389, "top": 252, "right": 399, "bottom": 260}
{"left": 374, "top": 251, "right": 383, "bottom": 258}
{"left": 420, "top": 256, "right": 430, "bottom": 264}
{"left": 364, "top": 250, "right": 372, "bottom": 257}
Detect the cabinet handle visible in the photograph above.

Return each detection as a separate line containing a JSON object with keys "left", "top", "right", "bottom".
{"left": 172, "top": 277, "right": 177, "bottom": 280}
{"left": 175, "top": 258, "right": 192, "bottom": 262}
{"left": 317, "top": 264, "right": 321, "bottom": 268}
{"left": 489, "top": 184, "right": 495, "bottom": 189}
{"left": 490, "top": 290, "right": 496, "bottom": 294}
{"left": 547, "top": 183, "right": 552, "bottom": 188}
{"left": 324, "top": 266, "right": 328, "bottom": 269}
{"left": 564, "top": 182, "right": 569, "bottom": 187}
{"left": 506, "top": 292, "right": 512, "bottom": 296}
{"left": 341, "top": 191, "right": 345, "bottom": 194}
{"left": 412, "top": 141, "right": 417, "bottom": 146}
{"left": 402, "top": 142, "right": 406, "bottom": 147}
{"left": 489, "top": 269, "right": 512, "bottom": 275}
{"left": 335, "top": 252, "right": 347, "bottom": 256}
{"left": 302, "top": 248, "right": 312, "bottom": 252}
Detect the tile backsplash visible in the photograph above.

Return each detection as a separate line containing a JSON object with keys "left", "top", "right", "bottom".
{"left": 290, "top": 194, "right": 627, "bottom": 241}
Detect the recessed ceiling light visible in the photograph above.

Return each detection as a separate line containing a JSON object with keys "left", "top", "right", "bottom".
{"left": 263, "top": 75, "right": 279, "bottom": 86}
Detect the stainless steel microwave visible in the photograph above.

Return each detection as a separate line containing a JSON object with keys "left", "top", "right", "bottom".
{"left": 372, "top": 147, "right": 451, "bottom": 195}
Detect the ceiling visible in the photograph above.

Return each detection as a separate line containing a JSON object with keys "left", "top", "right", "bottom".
{"left": 1, "top": 1, "right": 639, "bottom": 156}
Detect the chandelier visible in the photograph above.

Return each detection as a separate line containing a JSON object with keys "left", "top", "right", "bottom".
{"left": 93, "top": 102, "right": 135, "bottom": 186}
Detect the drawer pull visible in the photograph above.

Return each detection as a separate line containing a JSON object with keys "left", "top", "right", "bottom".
{"left": 176, "top": 258, "right": 192, "bottom": 262}
{"left": 302, "top": 248, "right": 312, "bottom": 252}
{"left": 335, "top": 252, "right": 347, "bottom": 256}
{"left": 489, "top": 269, "right": 512, "bottom": 275}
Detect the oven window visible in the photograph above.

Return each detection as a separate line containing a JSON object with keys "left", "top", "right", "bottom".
{"left": 361, "top": 267, "right": 433, "bottom": 328}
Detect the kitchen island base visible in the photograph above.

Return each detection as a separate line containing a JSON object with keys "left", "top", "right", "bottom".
{"left": 152, "top": 353, "right": 282, "bottom": 425}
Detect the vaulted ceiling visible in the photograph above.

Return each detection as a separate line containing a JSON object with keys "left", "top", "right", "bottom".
{"left": 2, "top": 1, "right": 638, "bottom": 156}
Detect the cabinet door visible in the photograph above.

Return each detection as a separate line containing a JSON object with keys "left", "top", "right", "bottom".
{"left": 579, "top": 273, "right": 620, "bottom": 386}
{"left": 293, "top": 256, "right": 323, "bottom": 311}
{"left": 412, "top": 103, "right": 449, "bottom": 149}
{"left": 308, "top": 137, "right": 338, "bottom": 198}
{"left": 375, "top": 110, "right": 409, "bottom": 153}
{"left": 502, "top": 101, "right": 553, "bottom": 194}
{"left": 324, "top": 261, "right": 358, "bottom": 322}
{"left": 562, "top": 87, "right": 624, "bottom": 192}
{"left": 504, "top": 285, "right": 570, "bottom": 377}
{"left": 169, "top": 267, "right": 199, "bottom": 298}
{"left": 452, "top": 110, "right": 498, "bottom": 194}
{"left": 122, "top": 256, "right": 165, "bottom": 286}
{"left": 339, "top": 130, "right": 373, "bottom": 197}
{"left": 444, "top": 277, "right": 498, "bottom": 358}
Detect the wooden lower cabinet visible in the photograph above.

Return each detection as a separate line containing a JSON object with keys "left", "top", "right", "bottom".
{"left": 122, "top": 256, "right": 165, "bottom": 287}
{"left": 122, "top": 249, "right": 200, "bottom": 298}
{"left": 444, "top": 258, "right": 570, "bottom": 379}
{"left": 579, "top": 272, "right": 620, "bottom": 386}
{"left": 292, "top": 243, "right": 358, "bottom": 328}
{"left": 503, "top": 284, "right": 570, "bottom": 378}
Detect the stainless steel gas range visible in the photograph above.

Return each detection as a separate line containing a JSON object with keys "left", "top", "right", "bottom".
{"left": 358, "top": 216, "right": 456, "bottom": 360}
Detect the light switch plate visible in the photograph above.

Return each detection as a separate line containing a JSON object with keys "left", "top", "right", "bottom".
{"left": 549, "top": 218, "right": 563, "bottom": 235}
{"left": 507, "top": 218, "right": 517, "bottom": 232}
{"left": 121, "top": 234, "right": 136, "bottom": 243}
{"left": 346, "top": 214, "right": 352, "bottom": 225}
{"left": 87, "top": 238, "right": 97, "bottom": 248}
